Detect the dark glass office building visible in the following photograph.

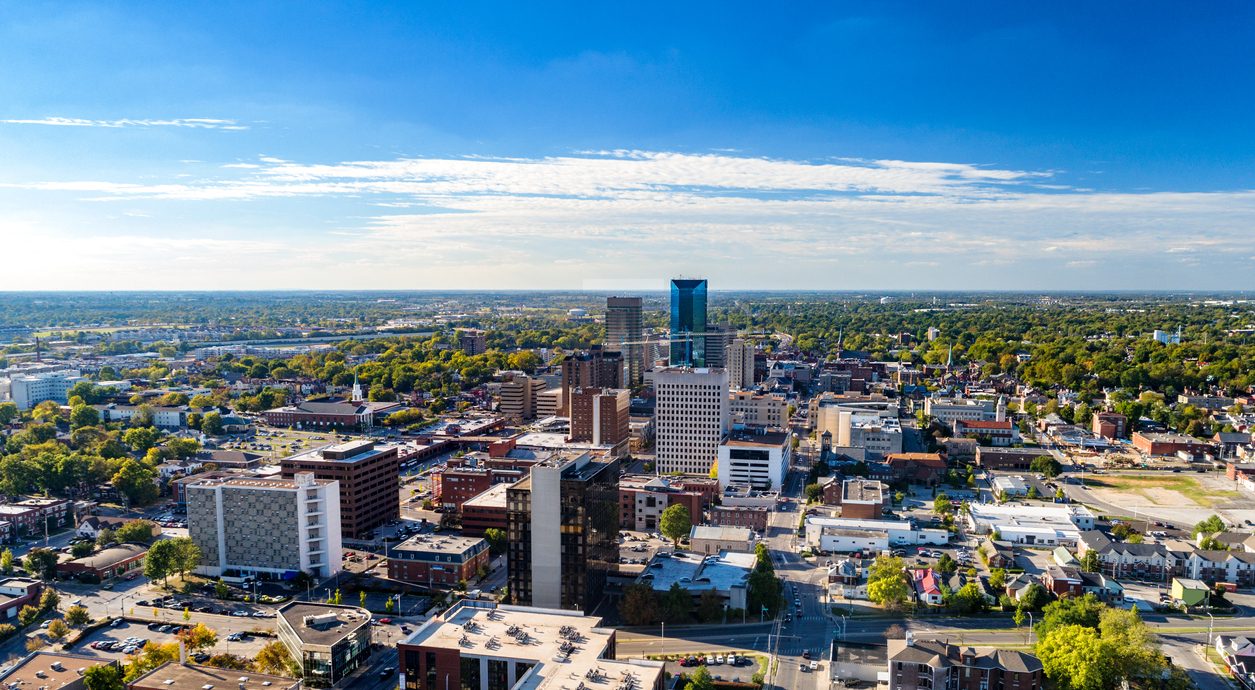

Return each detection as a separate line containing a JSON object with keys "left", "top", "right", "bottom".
{"left": 669, "top": 278, "right": 708, "bottom": 367}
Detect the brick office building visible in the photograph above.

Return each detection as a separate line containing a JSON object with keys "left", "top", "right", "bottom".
{"left": 280, "top": 440, "right": 399, "bottom": 538}
{"left": 387, "top": 534, "right": 490, "bottom": 586}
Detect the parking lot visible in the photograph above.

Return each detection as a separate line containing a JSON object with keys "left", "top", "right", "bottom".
{"left": 666, "top": 653, "right": 765, "bottom": 685}
{"left": 70, "top": 620, "right": 270, "bottom": 662}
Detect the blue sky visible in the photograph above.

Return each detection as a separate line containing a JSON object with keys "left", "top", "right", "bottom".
{"left": 2, "top": 2, "right": 1255, "bottom": 290}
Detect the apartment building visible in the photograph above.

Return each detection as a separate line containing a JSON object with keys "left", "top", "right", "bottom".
{"left": 568, "top": 387, "right": 630, "bottom": 446}
{"left": 887, "top": 636, "right": 1043, "bottom": 690}
{"left": 923, "top": 397, "right": 1000, "bottom": 426}
{"left": 280, "top": 440, "right": 399, "bottom": 538}
{"left": 725, "top": 338, "right": 756, "bottom": 390}
{"left": 7, "top": 370, "right": 84, "bottom": 410}
{"left": 507, "top": 452, "right": 619, "bottom": 613}
{"left": 654, "top": 367, "right": 729, "bottom": 475}
{"left": 560, "top": 346, "right": 623, "bottom": 415}
{"left": 498, "top": 374, "right": 548, "bottom": 422}
{"left": 186, "top": 473, "right": 342, "bottom": 579}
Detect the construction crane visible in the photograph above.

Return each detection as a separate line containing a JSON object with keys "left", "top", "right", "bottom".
{"left": 608, "top": 330, "right": 773, "bottom": 347}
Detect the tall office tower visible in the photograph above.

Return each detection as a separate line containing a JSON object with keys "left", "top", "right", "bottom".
{"left": 279, "top": 440, "right": 400, "bottom": 538}
{"left": 604, "top": 296, "right": 644, "bottom": 386}
{"left": 186, "top": 472, "right": 342, "bottom": 579}
{"left": 669, "top": 278, "right": 708, "bottom": 367}
{"left": 569, "top": 387, "right": 630, "bottom": 446}
{"left": 506, "top": 452, "right": 620, "bottom": 613}
{"left": 560, "top": 346, "right": 623, "bottom": 415}
{"left": 704, "top": 324, "right": 733, "bottom": 369}
{"left": 726, "top": 338, "right": 756, "bottom": 390}
{"left": 654, "top": 367, "right": 729, "bottom": 475}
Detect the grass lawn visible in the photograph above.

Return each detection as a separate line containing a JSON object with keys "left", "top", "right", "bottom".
{"left": 1086, "top": 475, "right": 1240, "bottom": 505}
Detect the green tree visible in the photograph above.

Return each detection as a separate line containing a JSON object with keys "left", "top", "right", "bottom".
{"left": 65, "top": 604, "right": 90, "bottom": 626}
{"left": 71, "top": 541, "right": 95, "bottom": 558}
{"left": 254, "top": 640, "right": 298, "bottom": 677}
{"left": 1080, "top": 550, "right": 1100, "bottom": 573}
{"left": 1036, "top": 594, "right": 1104, "bottom": 638}
{"left": 144, "top": 539, "right": 176, "bottom": 583}
{"left": 661, "top": 582, "right": 691, "bottom": 623}
{"left": 1029, "top": 456, "right": 1062, "bottom": 478}
{"left": 1099, "top": 606, "right": 1165, "bottom": 683}
{"left": 200, "top": 412, "right": 224, "bottom": 436}
{"left": 31, "top": 401, "right": 63, "bottom": 424}
{"left": 215, "top": 580, "right": 229, "bottom": 599}
{"left": 1035, "top": 624, "right": 1114, "bottom": 690}
{"left": 933, "top": 493, "right": 953, "bottom": 515}
{"left": 867, "top": 556, "right": 911, "bottom": 611}
{"left": 1193, "top": 514, "right": 1226, "bottom": 537}
{"left": 122, "top": 427, "right": 162, "bottom": 453}
{"left": 935, "top": 553, "right": 958, "bottom": 575}
{"left": 112, "top": 460, "right": 159, "bottom": 505}
{"left": 359, "top": 590, "right": 368, "bottom": 609}
{"left": 69, "top": 404, "right": 100, "bottom": 430}
{"left": 483, "top": 528, "right": 506, "bottom": 555}
{"left": 24, "top": 549, "right": 58, "bottom": 580}
{"left": 696, "top": 590, "right": 724, "bottom": 622}
{"left": 113, "top": 519, "right": 158, "bottom": 544}
{"left": 18, "top": 605, "right": 38, "bottom": 627}
{"left": 164, "top": 437, "right": 201, "bottom": 459}
{"left": 0, "top": 402, "right": 18, "bottom": 426}
{"left": 0, "top": 549, "right": 13, "bottom": 575}
{"left": 39, "top": 588, "right": 60, "bottom": 611}
{"left": 949, "top": 582, "right": 988, "bottom": 614}
{"left": 46, "top": 618, "right": 70, "bottom": 641}
{"left": 83, "top": 664, "right": 126, "bottom": 690}
{"left": 804, "top": 483, "right": 823, "bottom": 502}
{"left": 618, "top": 584, "right": 659, "bottom": 626}
{"left": 989, "top": 568, "right": 1007, "bottom": 590}
{"left": 659, "top": 503, "right": 692, "bottom": 546}
{"left": 683, "top": 666, "right": 715, "bottom": 690}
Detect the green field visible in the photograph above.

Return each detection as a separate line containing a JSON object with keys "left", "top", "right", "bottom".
{"left": 1087, "top": 474, "right": 1240, "bottom": 505}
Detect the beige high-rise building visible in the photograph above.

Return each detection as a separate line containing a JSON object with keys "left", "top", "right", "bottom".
{"left": 605, "top": 296, "right": 644, "bottom": 386}
{"left": 654, "top": 367, "right": 729, "bottom": 475}
{"left": 729, "top": 390, "right": 788, "bottom": 427}
{"left": 500, "top": 374, "right": 547, "bottom": 421}
{"left": 726, "top": 338, "right": 755, "bottom": 390}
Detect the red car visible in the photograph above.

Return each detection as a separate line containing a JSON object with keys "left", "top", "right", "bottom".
{"left": 378, "top": 618, "right": 392, "bottom": 624}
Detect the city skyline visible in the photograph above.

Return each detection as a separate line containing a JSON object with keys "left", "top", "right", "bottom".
{"left": 3, "top": 3, "right": 1255, "bottom": 290}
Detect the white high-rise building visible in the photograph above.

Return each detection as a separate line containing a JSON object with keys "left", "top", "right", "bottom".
{"left": 7, "top": 370, "right": 85, "bottom": 410}
{"left": 725, "top": 338, "right": 755, "bottom": 390}
{"left": 186, "top": 472, "right": 342, "bottom": 579}
{"left": 654, "top": 367, "right": 729, "bottom": 475}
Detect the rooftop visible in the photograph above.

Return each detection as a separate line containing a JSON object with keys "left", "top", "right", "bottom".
{"left": 723, "top": 429, "right": 790, "bottom": 447}
{"left": 276, "top": 601, "right": 371, "bottom": 648}
{"left": 402, "top": 600, "right": 663, "bottom": 690}
{"left": 637, "top": 550, "right": 755, "bottom": 595}
{"left": 842, "top": 479, "right": 884, "bottom": 503}
{"left": 462, "top": 483, "right": 509, "bottom": 510}
{"left": 284, "top": 439, "right": 391, "bottom": 464}
{"left": 689, "top": 525, "right": 754, "bottom": 543}
{"left": 392, "top": 534, "right": 487, "bottom": 557}
{"left": 0, "top": 652, "right": 101, "bottom": 690}
{"left": 67, "top": 544, "right": 147, "bottom": 569}
{"left": 129, "top": 662, "right": 299, "bottom": 690}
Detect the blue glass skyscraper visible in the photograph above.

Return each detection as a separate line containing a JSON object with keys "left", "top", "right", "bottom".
{"left": 669, "top": 278, "right": 708, "bottom": 367}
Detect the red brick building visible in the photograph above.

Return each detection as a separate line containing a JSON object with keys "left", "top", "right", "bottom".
{"left": 618, "top": 475, "right": 704, "bottom": 531}
{"left": 708, "top": 505, "right": 769, "bottom": 532}
{"left": 1042, "top": 565, "right": 1084, "bottom": 597}
{"left": 1132, "top": 431, "right": 1214, "bottom": 457}
{"left": 1092, "top": 412, "right": 1127, "bottom": 440}
{"left": 459, "top": 484, "right": 508, "bottom": 537}
{"left": 387, "top": 534, "right": 490, "bottom": 586}
{"left": 279, "top": 440, "right": 400, "bottom": 538}
{"left": 569, "top": 387, "right": 630, "bottom": 446}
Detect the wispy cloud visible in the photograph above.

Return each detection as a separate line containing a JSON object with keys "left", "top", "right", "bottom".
{"left": 0, "top": 117, "right": 247, "bottom": 130}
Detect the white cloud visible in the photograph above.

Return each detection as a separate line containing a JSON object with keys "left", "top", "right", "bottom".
{"left": 0, "top": 117, "right": 247, "bottom": 130}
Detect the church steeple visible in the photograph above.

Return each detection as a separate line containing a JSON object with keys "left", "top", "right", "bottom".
{"left": 351, "top": 375, "right": 364, "bottom": 402}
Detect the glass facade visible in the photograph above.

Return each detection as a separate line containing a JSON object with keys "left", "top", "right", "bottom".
{"left": 669, "top": 279, "right": 708, "bottom": 367}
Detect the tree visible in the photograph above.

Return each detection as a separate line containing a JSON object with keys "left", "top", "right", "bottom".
{"left": 112, "top": 460, "right": 159, "bottom": 506}
{"left": 696, "top": 590, "right": 724, "bottom": 623}
{"left": 384, "top": 597, "right": 395, "bottom": 613}
{"left": 0, "top": 549, "right": 13, "bottom": 575}
{"left": 1080, "top": 550, "right": 1100, "bottom": 573}
{"left": 1035, "top": 624, "right": 1114, "bottom": 690}
{"left": 24, "top": 549, "right": 59, "bottom": 580}
{"left": 179, "top": 622, "right": 218, "bottom": 651}
{"left": 619, "top": 584, "right": 659, "bottom": 626}
{"left": 145, "top": 540, "right": 176, "bottom": 583}
{"left": 254, "top": 640, "right": 298, "bottom": 677}
{"left": 1030, "top": 456, "right": 1063, "bottom": 478}
{"left": 1036, "top": 594, "right": 1104, "bottom": 638}
{"left": 804, "top": 483, "right": 823, "bottom": 502}
{"left": 18, "top": 605, "right": 38, "bottom": 627}
{"left": 683, "top": 666, "right": 715, "bottom": 690}
{"left": 989, "top": 568, "right": 1007, "bottom": 591}
{"left": 935, "top": 553, "right": 958, "bottom": 575}
{"left": 123, "top": 427, "right": 162, "bottom": 453}
{"left": 1019, "top": 583, "right": 1052, "bottom": 611}
{"left": 359, "top": 590, "right": 368, "bottom": 609}
{"left": 200, "top": 412, "right": 224, "bottom": 436}
{"left": 84, "top": 664, "right": 125, "bottom": 690}
{"left": 949, "top": 582, "right": 988, "bottom": 614}
{"left": 39, "top": 588, "right": 60, "bottom": 611}
{"left": 164, "top": 437, "right": 201, "bottom": 459}
{"left": 1193, "top": 514, "right": 1226, "bottom": 537}
{"left": 65, "top": 604, "right": 90, "bottom": 626}
{"left": 1099, "top": 606, "right": 1165, "bottom": 683}
{"left": 933, "top": 493, "right": 953, "bottom": 515}
{"left": 70, "top": 405, "right": 100, "bottom": 430}
{"left": 96, "top": 528, "right": 116, "bottom": 548}
{"left": 867, "top": 556, "right": 911, "bottom": 611}
{"left": 661, "top": 582, "right": 691, "bottom": 623}
{"left": 1199, "top": 534, "right": 1229, "bottom": 551}
{"left": 0, "top": 402, "right": 18, "bottom": 426}
{"left": 215, "top": 580, "right": 229, "bottom": 599}
{"left": 659, "top": 504, "right": 692, "bottom": 546}
{"left": 46, "top": 618, "right": 69, "bottom": 641}
{"left": 114, "top": 519, "right": 158, "bottom": 544}
{"left": 483, "top": 528, "right": 506, "bottom": 555}
{"left": 123, "top": 642, "right": 179, "bottom": 682}
{"left": 32, "top": 401, "right": 63, "bottom": 424}
{"left": 71, "top": 541, "right": 95, "bottom": 558}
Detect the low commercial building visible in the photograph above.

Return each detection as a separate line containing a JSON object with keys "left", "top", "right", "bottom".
{"left": 966, "top": 504, "right": 1096, "bottom": 546}
{"left": 0, "top": 578, "right": 42, "bottom": 620}
{"left": 952, "top": 419, "right": 1019, "bottom": 446}
{"left": 805, "top": 517, "right": 948, "bottom": 552}
{"left": 887, "top": 636, "right": 1043, "bottom": 690}
{"left": 708, "top": 505, "right": 769, "bottom": 532}
{"left": 975, "top": 446, "right": 1053, "bottom": 471}
{"left": 129, "top": 663, "right": 299, "bottom": 690}
{"left": 992, "top": 475, "right": 1029, "bottom": 497}
{"left": 636, "top": 550, "right": 754, "bottom": 611}
{"left": 57, "top": 544, "right": 146, "bottom": 582}
{"left": 1132, "top": 431, "right": 1214, "bottom": 457}
{"left": 387, "top": 534, "right": 490, "bottom": 587}
{"left": 717, "top": 428, "right": 791, "bottom": 490}
{"left": 618, "top": 475, "right": 704, "bottom": 532}
{"left": 276, "top": 601, "right": 373, "bottom": 687}
{"left": 1171, "top": 577, "right": 1210, "bottom": 607}
{"left": 885, "top": 453, "right": 948, "bottom": 485}
{"left": 0, "top": 652, "right": 103, "bottom": 690}
{"left": 460, "top": 483, "right": 509, "bottom": 537}
{"left": 689, "top": 525, "right": 754, "bottom": 555}
{"left": 399, "top": 600, "right": 664, "bottom": 690}
{"left": 264, "top": 399, "right": 401, "bottom": 430}
{"left": 839, "top": 479, "right": 887, "bottom": 519}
